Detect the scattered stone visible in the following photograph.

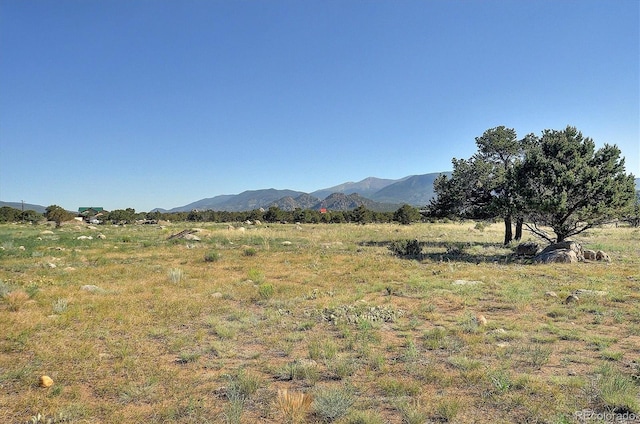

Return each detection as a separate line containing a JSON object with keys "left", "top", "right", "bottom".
{"left": 39, "top": 375, "right": 53, "bottom": 388}
{"left": 77, "top": 235, "right": 93, "bottom": 240}
{"left": 211, "top": 292, "right": 223, "bottom": 299}
{"left": 97, "top": 234, "right": 106, "bottom": 239}
{"left": 47, "top": 263, "right": 56, "bottom": 269}
{"left": 64, "top": 267, "right": 76, "bottom": 272}
{"left": 452, "top": 279, "right": 482, "bottom": 286}
{"left": 583, "top": 249, "right": 597, "bottom": 260}
{"left": 40, "top": 230, "right": 54, "bottom": 235}
{"left": 281, "top": 241, "right": 292, "bottom": 246}
{"left": 183, "top": 234, "right": 201, "bottom": 241}
{"left": 476, "top": 314, "right": 487, "bottom": 326}
{"left": 87, "top": 225, "right": 98, "bottom": 230}
{"left": 18, "top": 246, "right": 25, "bottom": 250}
{"left": 544, "top": 291, "right": 559, "bottom": 298}
{"left": 496, "top": 342, "right": 510, "bottom": 348}
{"left": 238, "top": 227, "right": 246, "bottom": 233}
{"left": 227, "top": 225, "right": 235, "bottom": 230}
{"left": 254, "top": 220, "right": 262, "bottom": 226}
{"left": 515, "top": 242, "right": 540, "bottom": 256}
{"left": 596, "top": 250, "right": 611, "bottom": 262}
{"left": 565, "top": 294, "right": 579, "bottom": 304}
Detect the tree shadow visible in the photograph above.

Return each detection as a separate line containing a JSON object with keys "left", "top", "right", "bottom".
{"left": 359, "top": 239, "right": 521, "bottom": 264}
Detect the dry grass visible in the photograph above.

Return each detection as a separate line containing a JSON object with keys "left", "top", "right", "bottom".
{"left": 276, "top": 388, "right": 313, "bottom": 423}
{"left": 0, "top": 220, "right": 639, "bottom": 423}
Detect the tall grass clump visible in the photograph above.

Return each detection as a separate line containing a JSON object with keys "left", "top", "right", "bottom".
{"left": 312, "top": 385, "right": 354, "bottom": 422}
{"left": 589, "top": 364, "right": 639, "bottom": 413}
{"left": 168, "top": 268, "right": 183, "bottom": 284}
{"left": 204, "top": 250, "right": 221, "bottom": 262}
{"left": 5, "top": 290, "right": 30, "bottom": 311}
{"left": 276, "top": 388, "right": 313, "bottom": 424}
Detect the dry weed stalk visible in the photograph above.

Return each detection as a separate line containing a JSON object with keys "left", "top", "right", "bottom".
{"left": 276, "top": 388, "right": 312, "bottom": 423}
{"left": 5, "top": 290, "right": 30, "bottom": 311}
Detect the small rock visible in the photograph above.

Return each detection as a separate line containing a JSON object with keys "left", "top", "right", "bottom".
{"left": 18, "top": 246, "right": 25, "bottom": 250}
{"left": 565, "top": 294, "right": 579, "bottom": 304}
{"left": 97, "top": 234, "right": 106, "bottom": 239}
{"left": 47, "top": 263, "right": 57, "bottom": 269}
{"left": 39, "top": 375, "right": 53, "bottom": 388}
{"left": 281, "top": 241, "right": 292, "bottom": 246}
{"left": 583, "top": 249, "right": 597, "bottom": 260}
{"left": 477, "top": 314, "right": 487, "bottom": 326}
{"left": 211, "top": 292, "right": 223, "bottom": 298}
{"left": 77, "top": 236, "right": 93, "bottom": 240}
{"left": 595, "top": 250, "right": 610, "bottom": 262}
{"left": 545, "top": 291, "right": 558, "bottom": 298}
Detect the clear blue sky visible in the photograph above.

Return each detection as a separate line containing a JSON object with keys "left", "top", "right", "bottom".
{"left": 1, "top": 0, "right": 638, "bottom": 212}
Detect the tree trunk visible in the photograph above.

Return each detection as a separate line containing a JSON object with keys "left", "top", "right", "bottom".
{"left": 515, "top": 217, "right": 523, "bottom": 241}
{"left": 503, "top": 216, "right": 513, "bottom": 245}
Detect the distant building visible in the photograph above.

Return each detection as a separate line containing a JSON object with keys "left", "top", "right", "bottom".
{"left": 78, "top": 207, "right": 105, "bottom": 223}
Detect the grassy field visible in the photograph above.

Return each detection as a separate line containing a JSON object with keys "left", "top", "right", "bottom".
{"left": 1, "top": 220, "right": 639, "bottom": 423}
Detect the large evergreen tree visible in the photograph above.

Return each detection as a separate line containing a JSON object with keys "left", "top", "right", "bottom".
{"left": 516, "top": 126, "right": 636, "bottom": 242}
{"left": 429, "top": 126, "right": 528, "bottom": 244}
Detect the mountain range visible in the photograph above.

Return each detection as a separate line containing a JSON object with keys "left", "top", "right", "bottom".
{"left": 155, "top": 173, "right": 450, "bottom": 213}
{"left": 2, "top": 175, "right": 639, "bottom": 214}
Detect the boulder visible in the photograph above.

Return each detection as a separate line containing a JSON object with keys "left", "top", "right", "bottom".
{"left": 534, "top": 249, "right": 578, "bottom": 264}
{"left": 595, "top": 250, "right": 611, "bottom": 262}
{"left": 515, "top": 242, "right": 540, "bottom": 256}
{"left": 539, "top": 241, "right": 583, "bottom": 260}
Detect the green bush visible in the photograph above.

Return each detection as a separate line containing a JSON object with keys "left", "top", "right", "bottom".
{"left": 313, "top": 385, "right": 354, "bottom": 422}
{"left": 388, "top": 239, "right": 422, "bottom": 258}
{"left": 257, "top": 283, "right": 274, "bottom": 300}
{"left": 204, "top": 250, "right": 221, "bottom": 262}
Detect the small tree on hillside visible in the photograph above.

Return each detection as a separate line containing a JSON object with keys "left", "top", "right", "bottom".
{"left": 516, "top": 126, "right": 636, "bottom": 242}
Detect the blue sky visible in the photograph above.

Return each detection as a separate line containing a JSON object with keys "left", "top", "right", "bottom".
{"left": 1, "top": 0, "right": 638, "bottom": 212}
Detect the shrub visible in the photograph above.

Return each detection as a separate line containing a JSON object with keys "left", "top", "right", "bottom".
{"left": 257, "top": 283, "right": 274, "bottom": 300}
{"left": 52, "top": 298, "right": 68, "bottom": 314}
{"left": 243, "top": 247, "right": 257, "bottom": 257}
{"left": 204, "top": 250, "right": 221, "bottom": 262}
{"left": 388, "top": 239, "right": 422, "bottom": 259}
{"left": 313, "top": 385, "right": 354, "bottom": 422}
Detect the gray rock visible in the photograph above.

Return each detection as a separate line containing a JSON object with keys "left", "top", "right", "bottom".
{"left": 539, "top": 241, "right": 583, "bottom": 260}
{"left": 534, "top": 249, "right": 578, "bottom": 263}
